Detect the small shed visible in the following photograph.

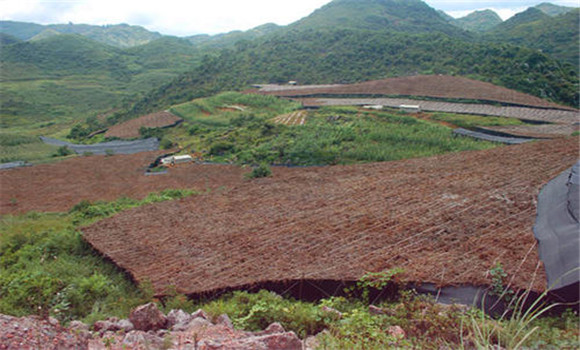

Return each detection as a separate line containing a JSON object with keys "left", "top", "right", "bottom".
{"left": 399, "top": 105, "right": 421, "bottom": 113}
{"left": 288, "top": 81, "right": 298, "bottom": 86}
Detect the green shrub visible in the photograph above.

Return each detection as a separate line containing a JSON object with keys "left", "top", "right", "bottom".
{"left": 56, "top": 145, "right": 73, "bottom": 157}
{"left": 245, "top": 163, "right": 272, "bottom": 179}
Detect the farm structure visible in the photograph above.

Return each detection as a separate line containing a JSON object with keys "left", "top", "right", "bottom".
{"left": 104, "top": 111, "right": 183, "bottom": 139}
{"left": 255, "top": 75, "right": 575, "bottom": 110}
{"left": 161, "top": 155, "right": 194, "bottom": 166}
{"left": 81, "top": 137, "right": 578, "bottom": 296}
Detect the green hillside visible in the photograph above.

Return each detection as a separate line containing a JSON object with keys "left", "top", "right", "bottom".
{"left": 0, "top": 34, "right": 200, "bottom": 131}
{"left": 486, "top": 8, "right": 579, "bottom": 66}
{"left": 0, "top": 21, "right": 162, "bottom": 48}
{"left": 453, "top": 10, "right": 503, "bottom": 32}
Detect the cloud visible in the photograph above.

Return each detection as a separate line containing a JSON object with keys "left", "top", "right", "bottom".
{"left": 0, "top": 0, "right": 333, "bottom": 36}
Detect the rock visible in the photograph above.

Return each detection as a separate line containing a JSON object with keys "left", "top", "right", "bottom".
{"left": 123, "top": 330, "right": 164, "bottom": 348}
{"left": 191, "top": 308, "right": 210, "bottom": 320}
{"left": 387, "top": 325, "right": 406, "bottom": 339}
{"left": 235, "top": 332, "right": 303, "bottom": 350}
{"left": 116, "top": 319, "right": 134, "bottom": 332}
{"left": 215, "top": 314, "right": 234, "bottom": 329}
{"left": 321, "top": 305, "right": 343, "bottom": 319}
{"left": 48, "top": 316, "right": 59, "bottom": 327}
{"left": 258, "top": 322, "right": 285, "bottom": 335}
{"left": 69, "top": 320, "right": 89, "bottom": 332}
{"left": 167, "top": 309, "right": 192, "bottom": 329}
{"left": 198, "top": 339, "right": 224, "bottom": 350}
{"left": 129, "top": 303, "right": 167, "bottom": 332}
{"left": 175, "top": 317, "right": 212, "bottom": 332}
{"left": 93, "top": 320, "right": 119, "bottom": 333}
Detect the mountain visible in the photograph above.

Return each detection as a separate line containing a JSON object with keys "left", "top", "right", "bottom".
{"left": 491, "top": 7, "right": 551, "bottom": 31}
{"left": 0, "top": 21, "right": 162, "bottom": 48}
{"left": 289, "top": 0, "right": 469, "bottom": 37}
{"left": 186, "top": 23, "right": 281, "bottom": 50}
{"left": 453, "top": 10, "right": 503, "bottom": 32}
{"left": 486, "top": 8, "right": 579, "bottom": 66}
{"left": 437, "top": 10, "right": 455, "bottom": 22}
{"left": 535, "top": 2, "right": 576, "bottom": 16}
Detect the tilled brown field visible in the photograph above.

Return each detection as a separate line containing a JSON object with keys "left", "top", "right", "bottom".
{"left": 104, "top": 111, "right": 183, "bottom": 139}
{"left": 82, "top": 138, "right": 579, "bottom": 295}
{"left": 256, "top": 75, "right": 575, "bottom": 110}
{"left": 0, "top": 152, "right": 245, "bottom": 214}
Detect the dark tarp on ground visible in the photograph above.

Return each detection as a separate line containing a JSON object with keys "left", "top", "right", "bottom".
{"left": 40, "top": 137, "right": 159, "bottom": 155}
{"left": 453, "top": 128, "right": 533, "bottom": 145}
{"left": 0, "top": 161, "right": 28, "bottom": 170}
{"left": 533, "top": 161, "right": 580, "bottom": 292}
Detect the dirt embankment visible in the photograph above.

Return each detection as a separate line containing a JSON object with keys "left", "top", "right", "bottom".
{"left": 104, "top": 111, "right": 183, "bottom": 139}
{"left": 82, "top": 138, "right": 579, "bottom": 295}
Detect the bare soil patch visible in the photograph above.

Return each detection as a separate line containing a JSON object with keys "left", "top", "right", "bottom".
{"left": 256, "top": 75, "right": 575, "bottom": 111}
{"left": 82, "top": 138, "right": 578, "bottom": 295}
{"left": 104, "top": 111, "right": 182, "bottom": 139}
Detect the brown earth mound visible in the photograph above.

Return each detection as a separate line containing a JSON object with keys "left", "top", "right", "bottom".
{"left": 82, "top": 138, "right": 579, "bottom": 295}
{"left": 0, "top": 152, "right": 245, "bottom": 215}
{"left": 256, "top": 75, "right": 574, "bottom": 110}
{"left": 104, "top": 111, "right": 182, "bottom": 139}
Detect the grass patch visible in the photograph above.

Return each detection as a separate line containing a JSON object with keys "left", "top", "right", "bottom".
{"left": 431, "top": 112, "right": 525, "bottom": 129}
{"left": 0, "top": 188, "right": 197, "bottom": 323}
{"left": 0, "top": 132, "right": 60, "bottom": 163}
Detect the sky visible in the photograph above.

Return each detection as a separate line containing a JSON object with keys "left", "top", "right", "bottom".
{"left": 0, "top": 0, "right": 578, "bottom": 36}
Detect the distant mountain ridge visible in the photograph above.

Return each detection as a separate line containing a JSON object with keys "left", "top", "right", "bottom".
{"left": 452, "top": 10, "right": 503, "bottom": 32}
{"left": 0, "top": 21, "right": 162, "bottom": 48}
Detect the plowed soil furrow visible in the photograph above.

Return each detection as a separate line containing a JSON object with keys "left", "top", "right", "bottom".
{"left": 78, "top": 138, "right": 579, "bottom": 295}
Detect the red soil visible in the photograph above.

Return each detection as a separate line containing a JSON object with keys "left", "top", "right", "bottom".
{"left": 256, "top": 75, "right": 574, "bottom": 110}
{"left": 104, "top": 111, "right": 182, "bottom": 139}
{"left": 0, "top": 152, "right": 245, "bottom": 215}
{"left": 81, "top": 138, "right": 579, "bottom": 295}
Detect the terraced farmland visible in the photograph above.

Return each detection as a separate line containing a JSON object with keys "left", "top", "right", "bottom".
{"left": 271, "top": 111, "right": 308, "bottom": 126}
{"left": 82, "top": 137, "right": 579, "bottom": 296}
{"left": 256, "top": 75, "right": 574, "bottom": 110}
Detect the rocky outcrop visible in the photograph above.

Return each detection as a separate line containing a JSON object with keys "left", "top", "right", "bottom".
{"left": 0, "top": 303, "right": 305, "bottom": 349}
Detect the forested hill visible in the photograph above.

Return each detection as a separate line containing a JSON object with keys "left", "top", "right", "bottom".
{"left": 485, "top": 8, "right": 579, "bottom": 67}
{"left": 123, "top": 28, "right": 577, "bottom": 122}
{"left": 289, "top": 0, "right": 469, "bottom": 38}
